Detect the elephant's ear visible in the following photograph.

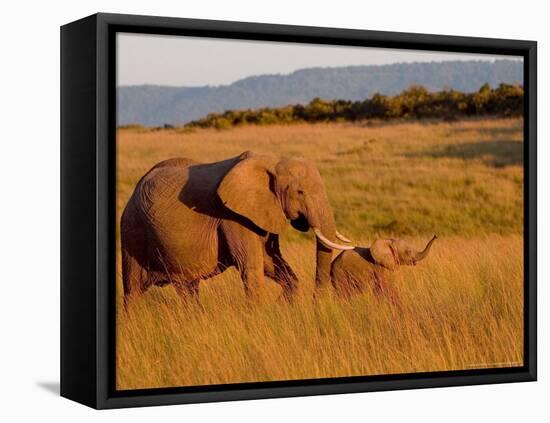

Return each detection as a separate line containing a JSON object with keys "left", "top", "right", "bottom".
{"left": 370, "top": 239, "right": 399, "bottom": 270}
{"left": 217, "top": 153, "right": 287, "bottom": 234}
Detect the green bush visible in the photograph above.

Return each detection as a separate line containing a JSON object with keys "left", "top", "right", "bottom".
{"left": 184, "top": 83, "right": 524, "bottom": 129}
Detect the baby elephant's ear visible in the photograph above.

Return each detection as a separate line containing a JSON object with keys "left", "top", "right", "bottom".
{"left": 370, "top": 239, "right": 398, "bottom": 270}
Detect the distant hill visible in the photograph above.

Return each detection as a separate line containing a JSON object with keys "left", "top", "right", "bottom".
{"left": 117, "top": 60, "right": 522, "bottom": 126}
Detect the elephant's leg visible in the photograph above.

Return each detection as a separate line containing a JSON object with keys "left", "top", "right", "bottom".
{"left": 221, "top": 221, "right": 265, "bottom": 301}
{"left": 122, "top": 249, "right": 146, "bottom": 309}
{"left": 121, "top": 203, "right": 148, "bottom": 309}
{"left": 264, "top": 234, "right": 298, "bottom": 301}
{"left": 122, "top": 251, "right": 145, "bottom": 307}
{"left": 238, "top": 251, "right": 265, "bottom": 301}
{"left": 272, "top": 257, "right": 299, "bottom": 301}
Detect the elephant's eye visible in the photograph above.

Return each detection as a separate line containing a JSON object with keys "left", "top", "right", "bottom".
{"left": 297, "top": 190, "right": 304, "bottom": 195}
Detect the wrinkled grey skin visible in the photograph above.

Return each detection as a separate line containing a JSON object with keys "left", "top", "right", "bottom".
{"left": 330, "top": 236, "right": 437, "bottom": 302}
{"left": 121, "top": 151, "right": 350, "bottom": 306}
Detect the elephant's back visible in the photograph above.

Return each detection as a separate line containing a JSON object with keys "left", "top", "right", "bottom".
{"left": 331, "top": 248, "right": 376, "bottom": 280}
{"left": 332, "top": 249, "right": 364, "bottom": 271}
{"left": 136, "top": 166, "right": 189, "bottom": 218}
{"left": 133, "top": 159, "right": 223, "bottom": 279}
{"left": 149, "top": 157, "right": 198, "bottom": 171}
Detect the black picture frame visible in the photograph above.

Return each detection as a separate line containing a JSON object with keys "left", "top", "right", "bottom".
{"left": 60, "top": 12, "right": 537, "bottom": 409}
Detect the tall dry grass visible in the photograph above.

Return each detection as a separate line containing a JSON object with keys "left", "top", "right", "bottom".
{"left": 116, "top": 118, "right": 524, "bottom": 389}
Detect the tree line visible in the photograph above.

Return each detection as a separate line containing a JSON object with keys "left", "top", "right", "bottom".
{"left": 184, "top": 83, "right": 523, "bottom": 129}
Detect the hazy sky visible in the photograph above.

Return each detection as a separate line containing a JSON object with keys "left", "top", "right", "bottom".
{"left": 117, "top": 33, "right": 521, "bottom": 87}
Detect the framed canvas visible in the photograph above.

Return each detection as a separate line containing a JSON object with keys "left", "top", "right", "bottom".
{"left": 60, "top": 13, "right": 537, "bottom": 409}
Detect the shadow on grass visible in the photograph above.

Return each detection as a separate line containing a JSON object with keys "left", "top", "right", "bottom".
{"left": 406, "top": 140, "right": 523, "bottom": 167}
{"left": 448, "top": 124, "right": 523, "bottom": 137}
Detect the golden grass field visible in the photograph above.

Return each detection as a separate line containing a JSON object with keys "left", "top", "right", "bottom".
{"left": 116, "top": 118, "right": 524, "bottom": 390}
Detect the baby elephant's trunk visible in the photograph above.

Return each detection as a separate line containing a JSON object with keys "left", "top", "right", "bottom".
{"left": 414, "top": 235, "right": 437, "bottom": 263}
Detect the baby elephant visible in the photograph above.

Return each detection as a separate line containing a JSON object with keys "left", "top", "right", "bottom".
{"left": 330, "top": 235, "right": 437, "bottom": 302}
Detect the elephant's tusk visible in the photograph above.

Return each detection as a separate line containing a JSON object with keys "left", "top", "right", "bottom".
{"left": 335, "top": 230, "right": 352, "bottom": 243}
{"left": 313, "top": 228, "right": 355, "bottom": 250}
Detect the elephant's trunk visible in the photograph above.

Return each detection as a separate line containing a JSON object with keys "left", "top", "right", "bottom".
{"left": 306, "top": 194, "right": 352, "bottom": 294}
{"left": 414, "top": 235, "right": 437, "bottom": 263}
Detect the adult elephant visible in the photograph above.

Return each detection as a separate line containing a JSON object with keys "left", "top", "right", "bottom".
{"left": 121, "top": 151, "right": 353, "bottom": 306}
